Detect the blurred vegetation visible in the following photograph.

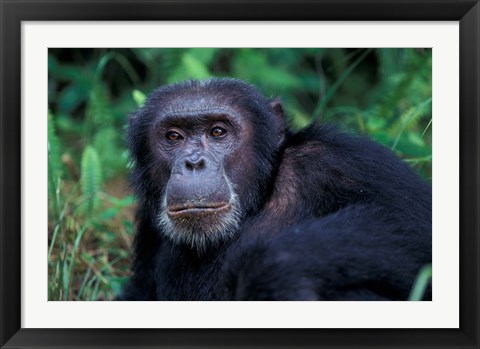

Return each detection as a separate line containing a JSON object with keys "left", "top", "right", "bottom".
{"left": 48, "top": 48, "right": 432, "bottom": 301}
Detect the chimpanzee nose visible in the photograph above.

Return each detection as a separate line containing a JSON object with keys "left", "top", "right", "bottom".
{"left": 185, "top": 157, "right": 206, "bottom": 171}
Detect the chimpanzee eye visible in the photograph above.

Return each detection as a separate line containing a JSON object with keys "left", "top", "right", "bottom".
{"left": 210, "top": 127, "right": 227, "bottom": 138}
{"left": 166, "top": 131, "right": 183, "bottom": 141}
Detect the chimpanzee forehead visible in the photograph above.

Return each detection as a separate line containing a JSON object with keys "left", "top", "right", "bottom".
{"left": 155, "top": 93, "right": 254, "bottom": 123}
{"left": 153, "top": 78, "right": 266, "bottom": 108}
{"left": 158, "top": 108, "right": 242, "bottom": 127}
{"left": 144, "top": 78, "right": 273, "bottom": 126}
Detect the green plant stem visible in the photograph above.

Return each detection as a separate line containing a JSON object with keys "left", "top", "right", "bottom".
{"left": 311, "top": 48, "right": 373, "bottom": 121}
{"left": 391, "top": 98, "right": 432, "bottom": 150}
{"left": 95, "top": 51, "right": 141, "bottom": 86}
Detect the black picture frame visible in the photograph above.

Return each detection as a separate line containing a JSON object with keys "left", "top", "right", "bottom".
{"left": 1, "top": 1, "right": 479, "bottom": 348}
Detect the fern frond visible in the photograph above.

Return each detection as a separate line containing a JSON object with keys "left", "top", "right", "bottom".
{"left": 93, "top": 128, "right": 127, "bottom": 179}
{"left": 85, "top": 82, "right": 114, "bottom": 139}
{"left": 80, "top": 145, "right": 102, "bottom": 213}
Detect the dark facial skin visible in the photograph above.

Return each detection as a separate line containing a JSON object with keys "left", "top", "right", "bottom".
{"left": 150, "top": 108, "right": 249, "bottom": 250}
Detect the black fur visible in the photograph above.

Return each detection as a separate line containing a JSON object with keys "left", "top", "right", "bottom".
{"left": 118, "top": 78, "right": 431, "bottom": 301}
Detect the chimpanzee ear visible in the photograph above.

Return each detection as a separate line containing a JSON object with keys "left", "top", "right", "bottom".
{"left": 269, "top": 98, "right": 285, "bottom": 120}
{"left": 269, "top": 98, "right": 286, "bottom": 146}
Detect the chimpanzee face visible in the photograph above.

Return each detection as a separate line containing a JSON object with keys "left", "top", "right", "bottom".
{"left": 151, "top": 106, "right": 249, "bottom": 250}
{"left": 129, "top": 79, "right": 284, "bottom": 252}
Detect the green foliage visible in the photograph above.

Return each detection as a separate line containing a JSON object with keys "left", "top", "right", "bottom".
{"left": 312, "top": 48, "right": 374, "bottom": 120}
{"left": 408, "top": 264, "right": 432, "bottom": 301}
{"left": 48, "top": 48, "right": 432, "bottom": 301}
{"left": 132, "top": 89, "right": 146, "bottom": 107}
{"left": 167, "top": 49, "right": 217, "bottom": 83}
{"left": 93, "top": 128, "right": 127, "bottom": 179}
{"left": 80, "top": 146, "right": 102, "bottom": 214}
{"left": 85, "top": 82, "right": 114, "bottom": 137}
{"left": 48, "top": 111, "right": 63, "bottom": 216}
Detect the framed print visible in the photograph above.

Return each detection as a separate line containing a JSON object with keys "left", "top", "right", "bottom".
{"left": 1, "top": 0, "right": 479, "bottom": 348}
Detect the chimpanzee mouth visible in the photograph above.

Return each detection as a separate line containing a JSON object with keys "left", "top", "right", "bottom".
{"left": 167, "top": 203, "right": 231, "bottom": 217}
{"left": 159, "top": 192, "right": 241, "bottom": 250}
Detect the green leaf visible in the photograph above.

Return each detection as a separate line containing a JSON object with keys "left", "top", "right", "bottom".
{"left": 48, "top": 111, "right": 63, "bottom": 215}
{"left": 132, "top": 90, "right": 146, "bottom": 107}
{"left": 408, "top": 264, "right": 432, "bottom": 301}
{"left": 93, "top": 128, "right": 126, "bottom": 179}
{"left": 85, "top": 82, "right": 114, "bottom": 141}
{"left": 109, "top": 276, "right": 130, "bottom": 295}
{"left": 80, "top": 146, "right": 102, "bottom": 213}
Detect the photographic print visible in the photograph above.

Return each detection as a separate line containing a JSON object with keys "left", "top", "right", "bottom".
{"left": 48, "top": 48, "right": 432, "bottom": 301}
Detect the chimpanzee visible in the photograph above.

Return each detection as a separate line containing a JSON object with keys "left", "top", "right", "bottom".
{"left": 118, "top": 78, "right": 432, "bottom": 301}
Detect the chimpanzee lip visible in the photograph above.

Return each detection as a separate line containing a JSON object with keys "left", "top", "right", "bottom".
{"left": 167, "top": 203, "right": 231, "bottom": 217}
